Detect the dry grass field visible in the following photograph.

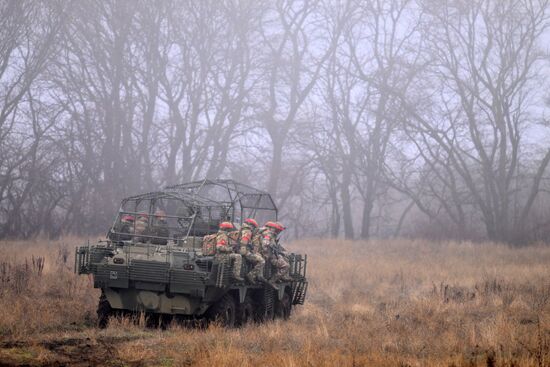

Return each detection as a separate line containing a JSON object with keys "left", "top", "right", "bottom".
{"left": 0, "top": 238, "right": 549, "bottom": 366}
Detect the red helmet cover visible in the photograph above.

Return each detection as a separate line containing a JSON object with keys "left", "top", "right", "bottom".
{"left": 219, "top": 222, "right": 234, "bottom": 230}
{"left": 244, "top": 218, "right": 258, "bottom": 228}
{"left": 121, "top": 215, "right": 135, "bottom": 222}
{"left": 265, "top": 221, "right": 285, "bottom": 231}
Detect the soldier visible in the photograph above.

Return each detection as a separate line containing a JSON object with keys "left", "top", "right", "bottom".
{"left": 227, "top": 224, "right": 241, "bottom": 251}
{"left": 109, "top": 214, "right": 134, "bottom": 241}
{"left": 152, "top": 209, "right": 169, "bottom": 245}
{"left": 215, "top": 222, "right": 244, "bottom": 282}
{"left": 263, "top": 221, "right": 292, "bottom": 283}
{"left": 134, "top": 212, "right": 149, "bottom": 242}
{"left": 239, "top": 218, "right": 266, "bottom": 284}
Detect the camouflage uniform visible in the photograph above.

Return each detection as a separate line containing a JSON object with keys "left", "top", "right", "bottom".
{"left": 110, "top": 215, "right": 134, "bottom": 241}
{"left": 239, "top": 223, "right": 265, "bottom": 283}
{"left": 134, "top": 213, "right": 149, "bottom": 242}
{"left": 262, "top": 227, "right": 291, "bottom": 283}
{"left": 228, "top": 229, "right": 241, "bottom": 251}
{"left": 152, "top": 210, "right": 169, "bottom": 245}
{"left": 215, "top": 228, "right": 244, "bottom": 282}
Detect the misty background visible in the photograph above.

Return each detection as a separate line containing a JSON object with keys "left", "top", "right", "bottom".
{"left": 1, "top": 0, "right": 550, "bottom": 244}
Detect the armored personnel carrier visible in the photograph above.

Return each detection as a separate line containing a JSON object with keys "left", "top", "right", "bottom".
{"left": 75, "top": 179, "right": 308, "bottom": 327}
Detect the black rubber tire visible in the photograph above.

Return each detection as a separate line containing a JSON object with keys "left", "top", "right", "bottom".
{"left": 207, "top": 294, "right": 237, "bottom": 328}
{"left": 96, "top": 293, "right": 112, "bottom": 329}
{"left": 236, "top": 296, "right": 255, "bottom": 327}
{"left": 264, "top": 304, "right": 275, "bottom": 321}
{"left": 144, "top": 312, "right": 161, "bottom": 328}
{"left": 275, "top": 292, "right": 291, "bottom": 320}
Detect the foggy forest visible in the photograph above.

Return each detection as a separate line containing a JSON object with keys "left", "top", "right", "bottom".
{"left": 3, "top": 2, "right": 550, "bottom": 366}
{"left": 2, "top": 0, "right": 550, "bottom": 244}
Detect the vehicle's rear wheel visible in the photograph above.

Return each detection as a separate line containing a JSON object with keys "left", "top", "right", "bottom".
{"left": 275, "top": 292, "right": 291, "bottom": 320}
{"left": 207, "top": 294, "right": 236, "bottom": 327}
{"left": 97, "top": 293, "right": 112, "bottom": 329}
{"left": 236, "top": 296, "right": 255, "bottom": 327}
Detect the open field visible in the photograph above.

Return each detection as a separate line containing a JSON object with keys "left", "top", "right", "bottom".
{"left": 0, "top": 238, "right": 549, "bottom": 366}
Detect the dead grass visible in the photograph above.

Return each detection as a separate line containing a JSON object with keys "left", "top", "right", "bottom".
{"left": 0, "top": 237, "right": 99, "bottom": 339}
{"left": 0, "top": 238, "right": 549, "bottom": 366}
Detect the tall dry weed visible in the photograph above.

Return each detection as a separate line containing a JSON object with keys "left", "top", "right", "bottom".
{"left": 0, "top": 238, "right": 98, "bottom": 339}
{"left": 0, "top": 237, "right": 548, "bottom": 366}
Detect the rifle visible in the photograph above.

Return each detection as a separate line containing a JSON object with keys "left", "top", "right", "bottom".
{"left": 271, "top": 239, "right": 289, "bottom": 260}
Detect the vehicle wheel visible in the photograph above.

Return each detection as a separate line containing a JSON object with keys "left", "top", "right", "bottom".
{"left": 144, "top": 312, "right": 160, "bottom": 328}
{"left": 236, "top": 296, "right": 255, "bottom": 327}
{"left": 265, "top": 306, "right": 275, "bottom": 321}
{"left": 207, "top": 294, "right": 236, "bottom": 327}
{"left": 275, "top": 292, "right": 291, "bottom": 320}
{"left": 254, "top": 303, "right": 274, "bottom": 322}
{"left": 97, "top": 293, "right": 112, "bottom": 329}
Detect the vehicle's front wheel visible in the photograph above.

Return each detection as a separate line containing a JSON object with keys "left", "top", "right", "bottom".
{"left": 97, "top": 293, "right": 112, "bottom": 329}
{"left": 207, "top": 294, "right": 236, "bottom": 327}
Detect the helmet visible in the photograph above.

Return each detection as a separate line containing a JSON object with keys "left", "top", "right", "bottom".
{"left": 137, "top": 212, "right": 148, "bottom": 220}
{"left": 121, "top": 215, "right": 135, "bottom": 222}
{"left": 265, "top": 221, "right": 285, "bottom": 232}
{"left": 244, "top": 218, "right": 258, "bottom": 228}
{"left": 219, "top": 222, "right": 234, "bottom": 230}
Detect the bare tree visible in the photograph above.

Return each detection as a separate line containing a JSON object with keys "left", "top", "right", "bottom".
{"left": 395, "top": 0, "right": 550, "bottom": 243}
{"left": 0, "top": 1, "right": 62, "bottom": 237}
{"left": 159, "top": 1, "right": 259, "bottom": 184}
{"left": 256, "top": 0, "right": 343, "bottom": 205}
{"left": 303, "top": 0, "right": 422, "bottom": 239}
{"left": 1, "top": 0, "right": 549, "bottom": 243}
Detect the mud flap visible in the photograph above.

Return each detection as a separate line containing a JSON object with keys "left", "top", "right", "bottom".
{"left": 237, "top": 286, "right": 248, "bottom": 304}
{"left": 278, "top": 284, "right": 286, "bottom": 300}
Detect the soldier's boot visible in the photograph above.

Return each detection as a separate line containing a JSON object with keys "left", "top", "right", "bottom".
{"left": 281, "top": 273, "right": 293, "bottom": 282}
{"left": 233, "top": 272, "right": 244, "bottom": 282}
{"left": 267, "top": 278, "right": 279, "bottom": 290}
{"left": 257, "top": 274, "right": 268, "bottom": 283}
{"left": 278, "top": 260, "right": 292, "bottom": 281}
{"left": 252, "top": 261, "right": 265, "bottom": 281}
{"left": 270, "top": 272, "right": 281, "bottom": 284}
{"left": 280, "top": 266, "right": 292, "bottom": 282}
{"left": 232, "top": 254, "right": 244, "bottom": 282}
{"left": 255, "top": 264, "right": 268, "bottom": 284}
{"left": 233, "top": 274, "right": 245, "bottom": 282}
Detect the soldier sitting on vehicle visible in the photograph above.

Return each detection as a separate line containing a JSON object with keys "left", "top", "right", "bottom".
{"left": 238, "top": 218, "right": 266, "bottom": 284}
{"left": 151, "top": 209, "right": 169, "bottom": 245}
{"left": 215, "top": 222, "right": 244, "bottom": 282}
{"left": 262, "top": 221, "right": 292, "bottom": 284}
{"left": 202, "top": 232, "right": 217, "bottom": 255}
{"left": 228, "top": 224, "right": 241, "bottom": 249}
{"left": 109, "top": 214, "right": 135, "bottom": 241}
{"left": 134, "top": 212, "right": 150, "bottom": 242}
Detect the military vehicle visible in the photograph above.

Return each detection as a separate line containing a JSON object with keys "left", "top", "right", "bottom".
{"left": 75, "top": 179, "right": 308, "bottom": 328}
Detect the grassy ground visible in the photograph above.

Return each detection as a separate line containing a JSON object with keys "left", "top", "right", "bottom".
{"left": 0, "top": 238, "right": 549, "bottom": 366}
